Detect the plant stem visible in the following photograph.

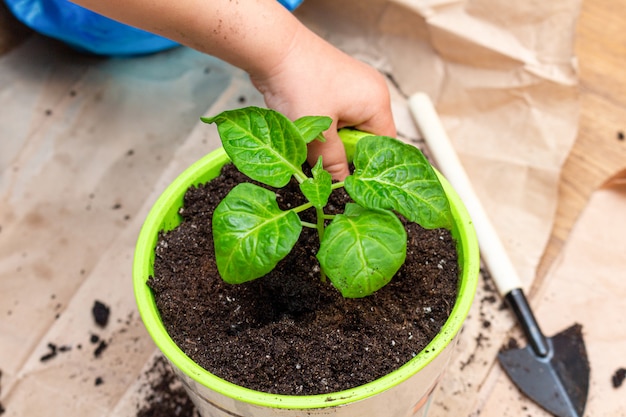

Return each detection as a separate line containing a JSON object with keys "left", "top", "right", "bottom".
{"left": 293, "top": 202, "right": 313, "bottom": 214}
{"left": 320, "top": 268, "right": 327, "bottom": 283}
{"left": 331, "top": 181, "right": 344, "bottom": 190}
{"left": 298, "top": 210, "right": 329, "bottom": 282}
{"left": 293, "top": 169, "right": 308, "bottom": 184}
{"left": 315, "top": 207, "right": 325, "bottom": 242}
{"left": 315, "top": 206, "right": 327, "bottom": 283}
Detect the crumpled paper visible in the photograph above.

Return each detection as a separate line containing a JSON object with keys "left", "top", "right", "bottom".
{"left": 0, "top": 0, "right": 583, "bottom": 415}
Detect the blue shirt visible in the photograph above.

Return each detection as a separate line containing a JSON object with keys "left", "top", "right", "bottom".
{"left": 4, "top": 0, "right": 303, "bottom": 56}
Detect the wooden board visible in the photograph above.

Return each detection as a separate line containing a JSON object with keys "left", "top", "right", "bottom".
{"left": 537, "top": 0, "right": 626, "bottom": 283}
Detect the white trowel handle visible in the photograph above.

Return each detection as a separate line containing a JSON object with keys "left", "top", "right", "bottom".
{"left": 409, "top": 93, "right": 522, "bottom": 297}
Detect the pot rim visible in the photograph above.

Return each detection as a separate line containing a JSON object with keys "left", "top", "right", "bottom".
{"left": 133, "top": 135, "right": 479, "bottom": 409}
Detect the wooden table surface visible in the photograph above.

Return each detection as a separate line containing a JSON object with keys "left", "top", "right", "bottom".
{"left": 0, "top": 2, "right": 624, "bottom": 416}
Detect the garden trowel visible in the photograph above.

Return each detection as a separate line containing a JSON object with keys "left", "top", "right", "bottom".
{"left": 409, "top": 93, "right": 590, "bottom": 417}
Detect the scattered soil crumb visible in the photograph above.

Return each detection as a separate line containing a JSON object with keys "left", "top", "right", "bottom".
{"left": 92, "top": 300, "right": 110, "bottom": 327}
{"left": 94, "top": 340, "right": 108, "bottom": 358}
{"left": 95, "top": 376, "right": 104, "bottom": 386}
{"left": 459, "top": 353, "right": 475, "bottom": 371}
{"left": 40, "top": 343, "right": 58, "bottom": 362}
{"left": 481, "top": 268, "right": 496, "bottom": 293}
{"left": 504, "top": 337, "right": 520, "bottom": 350}
{"left": 136, "top": 356, "right": 199, "bottom": 417}
{"left": 475, "top": 333, "right": 489, "bottom": 349}
{"left": 481, "top": 295, "right": 497, "bottom": 304}
{"left": 612, "top": 367, "right": 626, "bottom": 388}
{"left": 39, "top": 342, "right": 72, "bottom": 362}
{"left": 0, "top": 369, "right": 4, "bottom": 415}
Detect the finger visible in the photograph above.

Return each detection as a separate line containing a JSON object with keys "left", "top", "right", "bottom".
{"left": 350, "top": 104, "right": 397, "bottom": 139}
{"left": 307, "top": 128, "right": 350, "bottom": 181}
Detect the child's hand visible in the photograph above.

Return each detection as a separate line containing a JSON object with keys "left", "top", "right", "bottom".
{"left": 69, "top": 0, "right": 396, "bottom": 181}
{"left": 250, "top": 24, "right": 396, "bottom": 180}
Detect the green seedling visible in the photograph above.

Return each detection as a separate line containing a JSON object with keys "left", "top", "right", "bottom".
{"left": 202, "top": 106, "right": 452, "bottom": 298}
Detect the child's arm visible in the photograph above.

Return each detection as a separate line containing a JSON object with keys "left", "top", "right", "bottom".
{"left": 71, "top": 0, "right": 396, "bottom": 179}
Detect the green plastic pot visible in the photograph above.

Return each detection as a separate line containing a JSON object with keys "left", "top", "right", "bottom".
{"left": 133, "top": 130, "right": 480, "bottom": 417}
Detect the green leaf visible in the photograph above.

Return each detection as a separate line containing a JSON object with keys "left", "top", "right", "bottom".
{"left": 212, "top": 183, "right": 302, "bottom": 284}
{"left": 344, "top": 136, "right": 453, "bottom": 229}
{"left": 299, "top": 157, "right": 332, "bottom": 208}
{"left": 293, "top": 115, "right": 332, "bottom": 143}
{"left": 317, "top": 203, "right": 407, "bottom": 298}
{"left": 202, "top": 107, "right": 307, "bottom": 187}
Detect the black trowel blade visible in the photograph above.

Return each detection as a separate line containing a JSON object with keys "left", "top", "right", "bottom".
{"left": 498, "top": 324, "right": 590, "bottom": 417}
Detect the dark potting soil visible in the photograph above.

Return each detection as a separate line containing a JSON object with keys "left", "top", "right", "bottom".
{"left": 149, "top": 163, "right": 459, "bottom": 396}
{"left": 612, "top": 367, "right": 626, "bottom": 388}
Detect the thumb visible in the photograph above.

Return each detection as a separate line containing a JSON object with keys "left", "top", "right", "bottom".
{"left": 307, "top": 128, "right": 350, "bottom": 181}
